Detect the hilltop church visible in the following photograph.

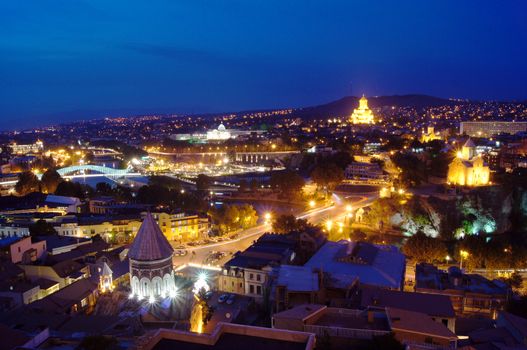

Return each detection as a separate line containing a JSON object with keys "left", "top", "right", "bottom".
{"left": 447, "top": 139, "right": 490, "bottom": 186}
{"left": 350, "top": 95, "right": 375, "bottom": 124}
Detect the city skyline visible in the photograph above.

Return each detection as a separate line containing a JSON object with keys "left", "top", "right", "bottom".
{"left": 1, "top": 0, "right": 527, "bottom": 129}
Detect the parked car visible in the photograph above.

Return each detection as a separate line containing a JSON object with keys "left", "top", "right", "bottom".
{"left": 204, "top": 291, "right": 213, "bottom": 300}
{"left": 226, "top": 294, "right": 235, "bottom": 305}
{"left": 218, "top": 294, "right": 229, "bottom": 304}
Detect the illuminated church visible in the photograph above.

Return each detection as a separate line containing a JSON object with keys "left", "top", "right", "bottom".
{"left": 447, "top": 139, "right": 490, "bottom": 186}
{"left": 129, "top": 212, "right": 177, "bottom": 301}
{"left": 350, "top": 95, "right": 375, "bottom": 124}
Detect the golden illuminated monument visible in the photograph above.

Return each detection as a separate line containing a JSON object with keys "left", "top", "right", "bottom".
{"left": 350, "top": 95, "right": 375, "bottom": 124}
{"left": 447, "top": 139, "right": 490, "bottom": 186}
{"left": 421, "top": 126, "right": 441, "bottom": 143}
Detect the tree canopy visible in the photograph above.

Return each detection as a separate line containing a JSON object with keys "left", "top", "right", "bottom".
{"left": 15, "top": 171, "right": 41, "bottom": 195}
{"left": 40, "top": 168, "right": 62, "bottom": 194}
{"left": 402, "top": 232, "right": 448, "bottom": 264}
{"left": 272, "top": 214, "right": 311, "bottom": 234}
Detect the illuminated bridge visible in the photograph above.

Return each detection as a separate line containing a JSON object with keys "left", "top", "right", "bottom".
{"left": 56, "top": 165, "right": 139, "bottom": 178}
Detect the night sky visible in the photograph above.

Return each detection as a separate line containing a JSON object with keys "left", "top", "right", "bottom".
{"left": 1, "top": 0, "right": 527, "bottom": 129}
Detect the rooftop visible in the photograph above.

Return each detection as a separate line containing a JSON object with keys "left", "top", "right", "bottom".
{"left": 147, "top": 323, "right": 314, "bottom": 350}
{"left": 416, "top": 264, "right": 509, "bottom": 295}
{"left": 304, "top": 241, "right": 405, "bottom": 290}
{"left": 128, "top": 212, "right": 173, "bottom": 261}
{"left": 386, "top": 307, "right": 457, "bottom": 340}
{"left": 359, "top": 286, "right": 455, "bottom": 318}
{"left": 276, "top": 265, "right": 319, "bottom": 292}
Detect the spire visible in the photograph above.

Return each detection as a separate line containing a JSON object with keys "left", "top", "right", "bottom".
{"left": 128, "top": 212, "right": 174, "bottom": 261}
{"left": 463, "top": 138, "right": 475, "bottom": 148}
{"left": 101, "top": 262, "right": 113, "bottom": 276}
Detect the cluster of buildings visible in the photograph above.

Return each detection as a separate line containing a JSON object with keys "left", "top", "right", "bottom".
{"left": 171, "top": 123, "right": 267, "bottom": 143}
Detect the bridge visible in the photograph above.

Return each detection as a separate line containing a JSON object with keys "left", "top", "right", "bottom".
{"left": 57, "top": 165, "right": 136, "bottom": 177}
{"left": 149, "top": 150, "right": 300, "bottom": 165}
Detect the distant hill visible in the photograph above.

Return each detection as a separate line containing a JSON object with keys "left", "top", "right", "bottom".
{"left": 292, "top": 94, "right": 463, "bottom": 119}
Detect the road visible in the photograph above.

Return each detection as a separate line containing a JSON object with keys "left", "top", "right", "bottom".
{"left": 173, "top": 194, "right": 376, "bottom": 268}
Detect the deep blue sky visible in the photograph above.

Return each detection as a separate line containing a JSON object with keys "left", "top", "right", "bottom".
{"left": 1, "top": 1, "right": 527, "bottom": 129}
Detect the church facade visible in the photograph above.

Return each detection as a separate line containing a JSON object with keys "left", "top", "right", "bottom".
{"left": 447, "top": 139, "right": 490, "bottom": 186}
{"left": 350, "top": 95, "right": 375, "bottom": 124}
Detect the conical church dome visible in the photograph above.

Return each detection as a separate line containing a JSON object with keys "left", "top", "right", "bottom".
{"left": 128, "top": 212, "right": 173, "bottom": 261}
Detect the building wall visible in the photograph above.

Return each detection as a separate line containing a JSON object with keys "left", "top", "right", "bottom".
{"left": 8, "top": 237, "right": 47, "bottom": 263}
{"left": 244, "top": 268, "right": 268, "bottom": 299}
{"left": 151, "top": 212, "right": 209, "bottom": 242}
{"left": 0, "top": 225, "right": 29, "bottom": 238}
{"left": 460, "top": 122, "right": 527, "bottom": 138}
{"left": 219, "top": 269, "right": 245, "bottom": 295}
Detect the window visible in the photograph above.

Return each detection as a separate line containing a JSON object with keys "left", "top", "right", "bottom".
{"left": 257, "top": 286, "right": 262, "bottom": 295}
{"left": 81, "top": 297, "right": 88, "bottom": 307}
{"left": 256, "top": 274, "right": 261, "bottom": 281}
{"left": 249, "top": 273, "right": 254, "bottom": 280}
{"left": 249, "top": 285, "right": 254, "bottom": 294}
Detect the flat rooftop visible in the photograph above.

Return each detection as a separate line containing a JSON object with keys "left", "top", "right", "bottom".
{"left": 152, "top": 333, "right": 307, "bottom": 350}
{"left": 315, "top": 311, "right": 390, "bottom": 331}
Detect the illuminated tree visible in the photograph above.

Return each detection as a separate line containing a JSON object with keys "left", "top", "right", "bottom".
{"left": 402, "top": 232, "right": 448, "bottom": 263}
{"left": 272, "top": 214, "right": 311, "bottom": 234}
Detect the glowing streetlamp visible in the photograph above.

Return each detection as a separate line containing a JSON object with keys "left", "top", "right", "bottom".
{"left": 326, "top": 220, "right": 333, "bottom": 231}
{"left": 459, "top": 250, "right": 469, "bottom": 270}
{"left": 264, "top": 212, "right": 272, "bottom": 225}
{"left": 309, "top": 200, "right": 316, "bottom": 208}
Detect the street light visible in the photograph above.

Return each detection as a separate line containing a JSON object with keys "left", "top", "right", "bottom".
{"left": 264, "top": 212, "right": 272, "bottom": 225}
{"left": 326, "top": 220, "right": 333, "bottom": 231}
{"left": 460, "top": 250, "right": 469, "bottom": 270}
{"left": 309, "top": 200, "right": 316, "bottom": 208}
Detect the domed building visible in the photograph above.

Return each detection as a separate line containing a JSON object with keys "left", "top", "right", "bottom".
{"left": 350, "top": 95, "right": 375, "bottom": 124}
{"left": 206, "top": 123, "right": 231, "bottom": 141}
{"left": 129, "top": 212, "right": 176, "bottom": 300}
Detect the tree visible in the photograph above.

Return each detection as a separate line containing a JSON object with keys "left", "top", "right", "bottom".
{"left": 402, "top": 232, "right": 448, "bottom": 264}
{"left": 392, "top": 152, "right": 428, "bottom": 186}
{"left": 15, "top": 171, "right": 41, "bottom": 195}
{"left": 500, "top": 271, "right": 523, "bottom": 290}
{"left": 270, "top": 170, "right": 305, "bottom": 200}
{"left": 196, "top": 174, "right": 212, "bottom": 192}
{"left": 310, "top": 163, "right": 344, "bottom": 192}
{"left": 40, "top": 169, "right": 62, "bottom": 194}
{"left": 210, "top": 204, "right": 258, "bottom": 234}
{"left": 55, "top": 181, "right": 93, "bottom": 199}
{"left": 29, "top": 219, "right": 57, "bottom": 236}
{"left": 272, "top": 214, "right": 311, "bottom": 234}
